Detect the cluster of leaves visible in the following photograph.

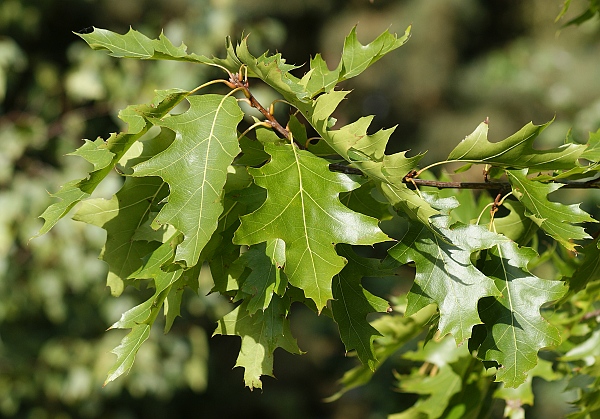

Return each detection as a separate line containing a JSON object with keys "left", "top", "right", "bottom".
{"left": 37, "top": 25, "right": 600, "bottom": 417}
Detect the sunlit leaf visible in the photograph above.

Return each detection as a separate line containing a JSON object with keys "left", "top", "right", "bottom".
{"left": 234, "top": 142, "right": 389, "bottom": 310}
{"left": 133, "top": 94, "right": 243, "bottom": 267}
{"left": 339, "top": 26, "right": 411, "bottom": 80}
{"left": 447, "top": 120, "right": 586, "bottom": 171}
{"left": 105, "top": 323, "right": 152, "bottom": 386}
{"left": 37, "top": 89, "right": 189, "bottom": 236}
{"left": 77, "top": 27, "right": 213, "bottom": 64}
{"left": 388, "top": 197, "right": 504, "bottom": 343}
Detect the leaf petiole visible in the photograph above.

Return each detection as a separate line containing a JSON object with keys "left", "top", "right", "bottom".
{"left": 189, "top": 78, "right": 236, "bottom": 95}
{"left": 238, "top": 121, "right": 273, "bottom": 141}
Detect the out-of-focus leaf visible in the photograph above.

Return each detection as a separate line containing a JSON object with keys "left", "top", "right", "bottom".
{"left": 493, "top": 359, "right": 561, "bottom": 419}
{"left": 582, "top": 129, "right": 600, "bottom": 162}
{"left": 393, "top": 337, "right": 472, "bottom": 419}
{"left": 562, "top": 327, "right": 600, "bottom": 362}
{"left": 566, "top": 237, "right": 600, "bottom": 293}
{"left": 392, "top": 335, "right": 497, "bottom": 419}
{"left": 556, "top": 0, "right": 574, "bottom": 21}
{"left": 326, "top": 304, "right": 438, "bottom": 401}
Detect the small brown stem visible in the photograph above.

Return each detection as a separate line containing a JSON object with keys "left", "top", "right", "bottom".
{"left": 328, "top": 164, "right": 363, "bottom": 175}
{"left": 407, "top": 178, "right": 600, "bottom": 190}
{"left": 582, "top": 309, "right": 600, "bottom": 321}
{"left": 228, "top": 72, "right": 291, "bottom": 141}
{"left": 490, "top": 193, "right": 503, "bottom": 222}
{"left": 409, "top": 179, "right": 512, "bottom": 192}
{"left": 327, "top": 164, "right": 600, "bottom": 192}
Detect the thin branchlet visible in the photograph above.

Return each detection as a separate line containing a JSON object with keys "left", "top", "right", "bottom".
{"left": 227, "top": 69, "right": 292, "bottom": 141}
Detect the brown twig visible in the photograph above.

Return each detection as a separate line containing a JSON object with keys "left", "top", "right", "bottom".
{"left": 222, "top": 67, "right": 600, "bottom": 192}
{"left": 327, "top": 163, "right": 600, "bottom": 191}
{"left": 408, "top": 179, "right": 512, "bottom": 191}
{"left": 328, "top": 163, "right": 363, "bottom": 175}
{"left": 409, "top": 178, "right": 600, "bottom": 190}
{"left": 582, "top": 309, "right": 600, "bottom": 321}
{"left": 490, "top": 192, "right": 503, "bottom": 220}
{"left": 227, "top": 71, "right": 291, "bottom": 141}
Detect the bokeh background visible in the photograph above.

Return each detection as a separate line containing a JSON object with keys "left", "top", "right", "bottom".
{"left": 1, "top": 0, "right": 600, "bottom": 418}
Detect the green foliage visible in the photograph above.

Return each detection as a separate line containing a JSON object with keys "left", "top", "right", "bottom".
{"left": 388, "top": 201, "right": 504, "bottom": 344}
{"left": 234, "top": 141, "right": 389, "bottom": 311}
{"left": 557, "top": 0, "right": 600, "bottom": 26}
{"left": 506, "top": 169, "right": 595, "bottom": 251}
{"left": 447, "top": 120, "right": 586, "bottom": 171}
{"left": 34, "top": 16, "right": 600, "bottom": 419}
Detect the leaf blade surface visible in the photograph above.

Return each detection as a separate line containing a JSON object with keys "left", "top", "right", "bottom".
{"left": 234, "top": 142, "right": 390, "bottom": 310}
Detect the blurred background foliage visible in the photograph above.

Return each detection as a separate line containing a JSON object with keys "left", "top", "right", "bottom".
{"left": 1, "top": 0, "right": 599, "bottom": 417}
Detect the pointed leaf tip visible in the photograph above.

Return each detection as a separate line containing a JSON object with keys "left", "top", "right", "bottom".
{"left": 448, "top": 120, "right": 586, "bottom": 170}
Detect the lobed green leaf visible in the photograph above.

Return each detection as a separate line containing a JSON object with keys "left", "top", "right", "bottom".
{"left": 477, "top": 241, "right": 567, "bottom": 387}
{"left": 77, "top": 27, "right": 213, "bottom": 64}
{"left": 74, "top": 176, "right": 168, "bottom": 295}
{"left": 132, "top": 94, "right": 243, "bottom": 267}
{"left": 105, "top": 323, "right": 151, "bottom": 386}
{"left": 213, "top": 297, "right": 301, "bottom": 389}
{"left": 37, "top": 89, "right": 189, "bottom": 237}
{"left": 238, "top": 240, "right": 287, "bottom": 314}
{"left": 388, "top": 201, "right": 504, "bottom": 343}
{"left": 234, "top": 142, "right": 390, "bottom": 311}
{"left": 331, "top": 245, "right": 391, "bottom": 370}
